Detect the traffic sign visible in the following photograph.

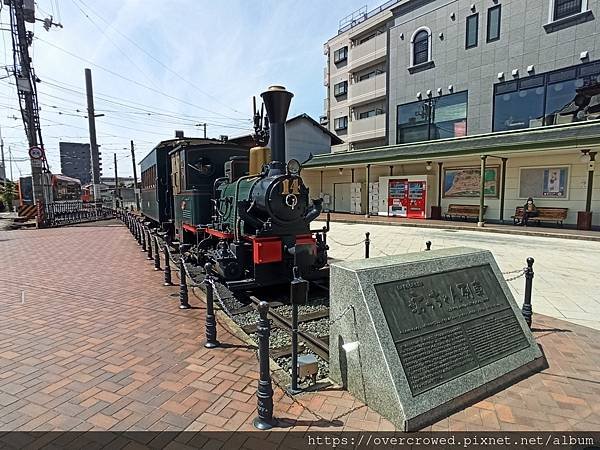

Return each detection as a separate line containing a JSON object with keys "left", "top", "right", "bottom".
{"left": 29, "top": 146, "right": 44, "bottom": 160}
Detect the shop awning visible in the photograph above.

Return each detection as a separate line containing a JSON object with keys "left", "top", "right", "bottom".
{"left": 303, "top": 120, "right": 600, "bottom": 169}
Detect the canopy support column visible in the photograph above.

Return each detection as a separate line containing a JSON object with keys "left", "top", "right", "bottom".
{"left": 478, "top": 155, "right": 487, "bottom": 227}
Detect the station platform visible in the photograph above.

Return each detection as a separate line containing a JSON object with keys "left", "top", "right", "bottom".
{"left": 0, "top": 221, "right": 599, "bottom": 436}
{"left": 320, "top": 212, "right": 600, "bottom": 242}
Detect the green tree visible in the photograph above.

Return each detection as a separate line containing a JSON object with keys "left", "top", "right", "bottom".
{"left": 0, "top": 181, "right": 16, "bottom": 211}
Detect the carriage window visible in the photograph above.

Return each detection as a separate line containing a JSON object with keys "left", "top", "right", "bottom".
{"left": 186, "top": 152, "right": 215, "bottom": 189}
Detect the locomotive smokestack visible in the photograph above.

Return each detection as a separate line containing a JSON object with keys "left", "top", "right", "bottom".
{"left": 261, "top": 85, "right": 293, "bottom": 163}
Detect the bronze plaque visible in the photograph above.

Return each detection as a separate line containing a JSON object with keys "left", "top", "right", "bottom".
{"left": 374, "top": 264, "right": 528, "bottom": 395}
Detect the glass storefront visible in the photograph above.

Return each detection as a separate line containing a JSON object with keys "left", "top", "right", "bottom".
{"left": 493, "top": 61, "right": 600, "bottom": 132}
{"left": 397, "top": 91, "right": 468, "bottom": 144}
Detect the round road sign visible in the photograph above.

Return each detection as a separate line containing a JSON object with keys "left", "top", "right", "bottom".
{"left": 29, "top": 146, "right": 44, "bottom": 160}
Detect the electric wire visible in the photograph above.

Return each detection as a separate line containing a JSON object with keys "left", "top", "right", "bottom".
{"left": 34, "top": 36, "right": 247, "bottom": 121}
{"left": 69, "top": 0, "right": 160, "bottom": 90}
{"left": 73, "top": 0, "right": 246, "bottom": 117}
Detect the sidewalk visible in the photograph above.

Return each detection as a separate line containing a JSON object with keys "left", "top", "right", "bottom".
{"left": 320, "top": 213, "right": 600, "bottom": 242}
{"left": 0, "top": 222, "right": 599, "bottom": 436}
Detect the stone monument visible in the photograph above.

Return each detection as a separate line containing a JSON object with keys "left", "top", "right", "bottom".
{"left": 329, "top": 247, "right": 547, "bottom": 431}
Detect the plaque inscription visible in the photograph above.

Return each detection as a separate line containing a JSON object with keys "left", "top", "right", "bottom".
{"left": 374, "top": 264, "right": 528, "bottom": 395}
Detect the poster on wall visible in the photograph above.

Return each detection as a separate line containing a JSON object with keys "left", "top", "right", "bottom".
{"left": 519, "top": 166, "right": 569, "bottom": 199}
{"left": 443, "top": 167, "right": 499, "bottom": 198}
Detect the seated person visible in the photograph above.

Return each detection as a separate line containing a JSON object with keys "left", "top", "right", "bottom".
{"left": 521, "top": 197, "right": 538, "bottom": 226}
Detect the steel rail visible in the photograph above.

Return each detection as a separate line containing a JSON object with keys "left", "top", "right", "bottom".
{"left": 249, "top": 295, "right": 330, "bottom": 361}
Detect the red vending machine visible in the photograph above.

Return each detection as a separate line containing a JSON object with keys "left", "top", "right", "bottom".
{"left": 387, "top": 179, "right": 408, "bottom": 217}
{"left": 407, "top": 180, "right": 427, "bottom": 218}
{"left": 378, "top": 175, "right": 433, "bottom": 218}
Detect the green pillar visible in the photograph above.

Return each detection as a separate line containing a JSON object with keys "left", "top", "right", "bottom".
{"left": 366, "top": 164, "right": 371, "bottom": 217}
{"left": 478, "top": 155, "right": 487, "bottom": 227}
{"left": 499, "top": 158, "right": 507, "bottom": 223}
{"left": 586, "top": 152, "right": 597, "bottom": 212}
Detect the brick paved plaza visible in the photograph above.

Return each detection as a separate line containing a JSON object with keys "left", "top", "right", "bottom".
{"left": 0, "top": 221, "right": 599, "bottom": 436}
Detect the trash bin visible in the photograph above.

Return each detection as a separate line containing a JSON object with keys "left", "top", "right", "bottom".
{"left": 431, "top": 205, "right": 442, "bottom": 220}
{"left": 577, "top": 211, "right": 592, "bottom": 230}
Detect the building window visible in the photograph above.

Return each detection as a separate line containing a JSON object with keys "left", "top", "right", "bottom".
{"left": 358, "top": 69, "right": 384, "bottom": 81}
{"left": 487, "top": 5, "right": 501, "bottom": 42}
{"left": 333, "top": 47, "right": 347, "bottom": 63}
{"left": 493, "top": 61, "right": 600, "bottom": 131}
{"left": 358, "top": 108, "right": 384, "bottom": 119}
{"left": 334, "top": 116, "right": 348, "bottom": 130}
{"left": 553, "top": 0, "right": 583, "bottom": 21}
{"left": 466, "top": 13, "right": 479, "bottom": 49}
{"left": 411, "top": 28, "right": 431, "bottom": 66}
{"left": 396, "top": 91, "right": 468, "bottom": 144}
{"left": 334, "top": 80, "right": 348, "bottom": 97}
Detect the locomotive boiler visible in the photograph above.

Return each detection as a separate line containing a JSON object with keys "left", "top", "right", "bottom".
{"left": 199, "top": 86, "right": 328, "bottom": 291}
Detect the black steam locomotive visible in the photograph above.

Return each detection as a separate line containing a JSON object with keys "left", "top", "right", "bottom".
{"left": 140, "top": 86, "right": 328, "bottom": 291}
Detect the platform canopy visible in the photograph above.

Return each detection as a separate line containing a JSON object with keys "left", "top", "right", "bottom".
{"left": 303, "top": 121, "right": 600, "bottom": 169}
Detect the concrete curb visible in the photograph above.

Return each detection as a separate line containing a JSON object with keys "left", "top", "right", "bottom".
{"left": 324, "top": 216, "right": 600, "bottom": 242}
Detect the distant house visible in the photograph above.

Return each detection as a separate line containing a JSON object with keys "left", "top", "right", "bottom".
{"left": 229, "top": 113, "right": 343, "bottom": 164}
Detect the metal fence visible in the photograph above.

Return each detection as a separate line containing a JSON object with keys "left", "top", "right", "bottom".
{"left": 41, "top": 201, "right": 115, "bottom": 227}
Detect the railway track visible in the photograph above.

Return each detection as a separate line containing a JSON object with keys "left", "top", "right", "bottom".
{"left": 151, "top": 232, "right": 332, "bottom": 380}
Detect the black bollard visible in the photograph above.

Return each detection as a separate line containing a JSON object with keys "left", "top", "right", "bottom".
{"left": 522, "top": 257, "right": 534, "bottom": 329}
{"left": 204, "top": 263, "right": 219, "bottom": 348}
{"left": 141, "top": 225, "right": 147, "bottom": 251}
{"left": 425, "top": 241, "right": 432, "bottom": 251}
{"left": 163, "top": 244, "right": 173, "bottom": 286}
{"left": 288, "top": 266, "right": 308, "bottom": 395}
{"left": 253, "top": 301, "right": 276, "bottom": 430}
{"left": 179, "top": 257, "right": 190, "bottom": 309}
{"left": 153, "top": 235, "right": 161, "bottom": 270}
{"left": 365, "top": 232, "right": 370, "bottom": 259}
{"left": 136, "top": 221, "right": 141, "bottom": 243}
{"left": 147, "top": 229, "right": 153, "bottom": 260}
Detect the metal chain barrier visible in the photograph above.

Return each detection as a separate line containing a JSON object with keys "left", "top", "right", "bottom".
{"left": 369, "top": 242, "right": 392, "bottom": 257}
{"left": 328, "top": 304, "right": 354, "bottom": 325}
{"left": 326, "top": 236, "right": 365, "bottom": 247}
{"left": 504, "top": 268, "right": 526, "bottom": 282}
{"left": 205, "top": 278, "right": 237, "bottom": 317}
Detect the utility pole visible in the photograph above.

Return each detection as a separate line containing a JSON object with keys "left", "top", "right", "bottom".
{"left": 85, "top": 68, "right": 102, "bottom": 203}
{"left": 0, "top": 125, "right": 5, "bottom": 184}
{"left": 130, "top": 140, "right": 140, "bottom": 211}
{"left": 196, "top": 123, "right": 207, "bottom": 139}
{"left": 7, "top": 0, "right": 51, "bottom": 214}
{"left": 113, "top": 153, "right": 119, "bottom": 208}
{"left": 8, "top": 146, "right": 13, "bottom": 181}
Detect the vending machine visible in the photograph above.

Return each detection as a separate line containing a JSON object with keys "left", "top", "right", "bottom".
{"left": 378, "top": 175, "right": 434, "bottom": 219}
{"left": 388, "top": 179, "right": 408, "bottom": 217}
{"left": 407, "top": 180, "right": 427, "bottom": 219}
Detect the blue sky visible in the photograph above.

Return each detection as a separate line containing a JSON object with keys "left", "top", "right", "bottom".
{"left": 0, "top": 0, "right": 369, "bottom": 178}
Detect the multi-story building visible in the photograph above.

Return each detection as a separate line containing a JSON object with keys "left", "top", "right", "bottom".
{"left": 59, "top": 142, "right": 101, "bottom": 185}
{"left": 323, "top": 2, "right": 398, "bottom": 152}
{"left": 310, "top": 0, "right": 600, "bottom": 229}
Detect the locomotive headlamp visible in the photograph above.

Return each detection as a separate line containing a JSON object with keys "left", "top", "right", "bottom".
{"left": 287, "top": 159, "right": 301, "bottom": 175}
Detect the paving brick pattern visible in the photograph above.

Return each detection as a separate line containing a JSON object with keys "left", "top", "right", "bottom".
{"left": 0, "top": 222, "right": 599, "bottom": 433}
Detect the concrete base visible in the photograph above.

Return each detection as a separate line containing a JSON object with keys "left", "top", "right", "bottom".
{"left": 477, "top": 221, "right": 485, "bottom": 227}
{"left": 329, "top": 247, "right": 546, "bottom": 431}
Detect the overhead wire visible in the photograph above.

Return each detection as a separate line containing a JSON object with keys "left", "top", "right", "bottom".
{"left": 69, "top": 0, "right": 160, "bottom": 90}
{"left": 34, "top": 36, "right": 247, "bottom": 122}
{"left": 73, "top": 0, "right": 246, "bottom": 117}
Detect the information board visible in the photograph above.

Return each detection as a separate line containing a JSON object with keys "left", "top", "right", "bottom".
{"left": 374, "top": 264, "right": 529, "bottom": 395}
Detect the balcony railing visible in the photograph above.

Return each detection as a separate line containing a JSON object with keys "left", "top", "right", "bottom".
{"left": 348, "top": 73, "right": 386, "bottom": 106}
{"left": 349, "top": 33, "right": 387, "bottom": 71}
{"left": 349, "top": 113, "right": 386, "bottom": 142}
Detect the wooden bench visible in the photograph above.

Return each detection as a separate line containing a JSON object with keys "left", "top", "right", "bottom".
{"left": 444, "top": 204, "right": 487, "bottom": 221}
{"left": 512, "top": 207, "right": 568, "bottom": 227}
